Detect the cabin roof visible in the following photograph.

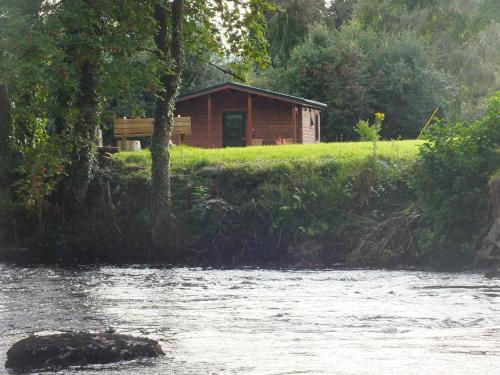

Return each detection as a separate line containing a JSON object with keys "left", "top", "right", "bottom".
{"left": 176, "top": 82, "right": 328, "bottom": 110}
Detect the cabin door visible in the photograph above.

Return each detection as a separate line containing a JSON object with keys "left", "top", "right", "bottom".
{"left": 222, "top": 112, "right": 246, "bottom": 147}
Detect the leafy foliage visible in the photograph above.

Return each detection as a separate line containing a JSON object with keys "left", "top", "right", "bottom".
{"left": 113, "top": 141, "right": 417, "bottom": 265}
{"left": 254, "top": 23, "right": 455, "bottom": 140}
{"left": 413, "top": 92, "right": 500, "bottom": 264}
{"left": 355, "top": 113, "right": 383, "bottom": 142}
{"left": 266, "top": 0, "right": 330, "bottom": 65}
{"left": 254, "top": 0, "right": 499, "bottom": 140}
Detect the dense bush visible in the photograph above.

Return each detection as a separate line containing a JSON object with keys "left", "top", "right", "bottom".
{"left": 413, "top": 93, "right": 500, "bottom": 265}
{"left": 170, "top": 155, "right": 415, "bottom": 266}
{"left": 254, "top": 24, "right": 455, "bottom": 141}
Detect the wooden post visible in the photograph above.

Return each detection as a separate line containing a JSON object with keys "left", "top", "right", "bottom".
{"left": 207, "top": 94, "right": 212, "bottom": 148}
{"left": 292, "top": 105, "right": 297, "bottom": 144}
{"left": 317, "top": 110, "right": 321, "bottom": 143}
{"left": 247, "top": 93, "right": 253, "bottom": 146}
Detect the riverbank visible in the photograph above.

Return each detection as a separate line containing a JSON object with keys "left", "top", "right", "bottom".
{"left": 0, "top": 141, "right": 440, "bottom": 268}
{"left": 112, "top": 141, "right": 422, "bottom": 267}
{"left": 1, "top": 135, "right": 496, "bottom": 270}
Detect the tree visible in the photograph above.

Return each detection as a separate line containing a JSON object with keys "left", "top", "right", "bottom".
{"left": 281, "top": 24, "right": 373, "bottom": 140}
{"left": 367, "top": 32, "right": 454, "bottom": 139}
{"left": 46, "top": 0, "right": 120, "bottom": 203}
{"left": 37, "top": 0, "right": 162, "bottom": 205}
{"left": 266, "top": 0, "right": 329, "bottom": 66}
{"left": 150, "top": 1, "right": 184, "bottom": 250}
{"left": 181, "top": 55, "right": 233, "bottom": 94}
{"left": 353, "top": 0, "right": 500, "bottom": 121}
{"left": 148, "top": 0, "right": 274, "bottom": 251}
{"left": 328, "top": 0, "right": 357, "bottom": 29}
{"left": 0, "top": 0, "right": 45, "bottom": 183}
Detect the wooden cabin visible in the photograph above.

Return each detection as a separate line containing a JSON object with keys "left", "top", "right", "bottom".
{"left": 174, "top": 82, "right": 327, "bottom": 147}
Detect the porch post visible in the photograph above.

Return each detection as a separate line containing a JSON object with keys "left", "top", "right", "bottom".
{"left": 246, "top": 93, "right": 253, "bottom": 146}
{"left": 207, "top": 94, "right": 212, "bottom": 148}
{"left": 317, "top": 110, "right": 321, "bottom": 143}
{"left": 292, "top": 105, "right": 297, "bottom": 143}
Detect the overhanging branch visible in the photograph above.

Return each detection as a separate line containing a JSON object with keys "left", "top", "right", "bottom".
{"left": 193, "top": 55, "right": 246, "bottom": 82}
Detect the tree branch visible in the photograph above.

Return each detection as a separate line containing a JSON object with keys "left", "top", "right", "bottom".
{"left": 193, "top": 55, "right": 246, "bottom": 82}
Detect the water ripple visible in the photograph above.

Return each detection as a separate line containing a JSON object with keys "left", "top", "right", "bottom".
{"left": 0, "top": 266, "right": 499, "bottom": 374}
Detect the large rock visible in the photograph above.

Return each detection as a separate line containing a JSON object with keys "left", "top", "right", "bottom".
{"left": 5, "top": 332, "right": 164, "bottom": 371}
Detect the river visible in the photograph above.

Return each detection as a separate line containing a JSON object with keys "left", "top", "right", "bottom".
{"left": 0, "top": 265, "right": 499, "bottom": 374}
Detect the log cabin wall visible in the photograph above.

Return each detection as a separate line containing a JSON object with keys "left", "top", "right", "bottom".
{"left": 175, "top": 87, "right": 320, "bottom": 147}
{"left": 252, "top": 95, "right": 296, "bottom": 144}
{"left": 175, "top": 96, "right": 211, "bottom": 147}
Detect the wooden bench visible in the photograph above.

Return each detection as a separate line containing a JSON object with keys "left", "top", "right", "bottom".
{"left": 114, "top": 117, "right": 192, "bottom": 150}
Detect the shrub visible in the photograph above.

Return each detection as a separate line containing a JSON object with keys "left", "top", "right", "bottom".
{"left": 12, "top": 138, "right": 68, "bottom": 238}
{"left": 413, "top": 92, "right": 500, "bottom": 265}
{"left": 355, "top": 112, "right": 384, "bottom": 142}
{"left": 356, "top": 112, "right": 384, "bottom": 159}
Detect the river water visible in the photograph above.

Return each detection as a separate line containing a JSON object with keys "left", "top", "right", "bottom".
{"left": 1, "top": 265, "right": 499, "bottom": 374}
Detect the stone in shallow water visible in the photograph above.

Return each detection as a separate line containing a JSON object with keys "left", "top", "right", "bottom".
{"left": 5, "top": 332, "right": 164, "bottom": 371}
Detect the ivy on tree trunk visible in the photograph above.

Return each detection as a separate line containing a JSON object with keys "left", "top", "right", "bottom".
{"left": 151, "top": 0, "right": 184, "bottom": 252}
{"left": 70, "top": 59, "right": 99, "bottom": 203}
{"left": 63, "top": 0, "right": 101, "bottom": 205}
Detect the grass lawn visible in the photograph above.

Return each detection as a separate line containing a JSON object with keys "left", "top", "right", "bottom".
{"left": 115, "top": 140, "right": 423, "bottom": 172}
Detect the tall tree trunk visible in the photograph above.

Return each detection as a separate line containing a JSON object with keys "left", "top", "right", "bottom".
{"left": 151, "top": 0, "right": 184, "bottom": 251}
{"left": 70, "top": 59, "right": 99, "bottom": 203}
{"left": 66, "top": 0, "right": 100, "bottom": 204}
{"left": 0, "top": 83, "right": 11, "bottom": 184}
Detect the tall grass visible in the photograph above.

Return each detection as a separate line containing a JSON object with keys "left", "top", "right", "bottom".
{"left": 115, "top": 140, "right": 423, "bottom": 171}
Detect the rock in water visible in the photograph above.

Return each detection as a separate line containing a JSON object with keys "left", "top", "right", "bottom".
{"left": 5, "top": 332, "right": 164, "bottom": 371}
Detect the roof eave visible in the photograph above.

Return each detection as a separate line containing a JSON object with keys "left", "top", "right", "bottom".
{"left": 176, "top": 82, "right": 327, "bottom": 110}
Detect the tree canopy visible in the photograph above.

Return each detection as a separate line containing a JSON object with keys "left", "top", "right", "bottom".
{"left": 0, "top": 0, "right": 275, "bottom": 251}
{"left": 252, "top": 0, "right": 500, "bottom": 140}
{"left": 1, "top": 0, "right": 499, "bottom": 253}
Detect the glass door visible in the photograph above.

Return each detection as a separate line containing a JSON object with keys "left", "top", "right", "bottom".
{"left": 222, "top": 112, "right": 246, "bottom": 147}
